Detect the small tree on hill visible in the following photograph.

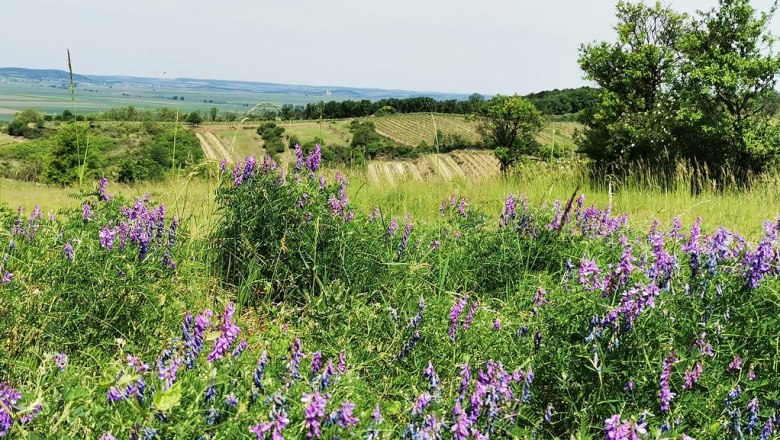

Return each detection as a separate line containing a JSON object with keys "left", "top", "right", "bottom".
{"left": 477, "top": 95, "right": 544, "bottom": 173}
{"left": 186, "top": 112, "right": 203, "bottom": 126}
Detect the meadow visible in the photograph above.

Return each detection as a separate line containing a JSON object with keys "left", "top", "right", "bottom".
{"left": 2, "top": 149, "right": 780, "bottom": 439}
{"left": 3, "top": 102, "right": 780, "bottom": 439}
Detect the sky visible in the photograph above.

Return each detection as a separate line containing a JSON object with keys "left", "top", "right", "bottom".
{"left": 3, "top": 0, "right": 780, "bottom": 95}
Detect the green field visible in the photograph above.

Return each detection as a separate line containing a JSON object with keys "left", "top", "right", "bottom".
{"left": 0, "top": 78, "right": 337, "bottom": 121}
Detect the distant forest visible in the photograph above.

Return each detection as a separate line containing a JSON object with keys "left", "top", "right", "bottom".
{"left": 280, "top": 87, "right": 598, "bottom": 120}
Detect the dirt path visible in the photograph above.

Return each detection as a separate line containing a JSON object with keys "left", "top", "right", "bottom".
{"left": 195, "top": 132, "right": 219, "bottom": 161}
{"left": 205, "top": 132, "right": 234, "bottom": 162}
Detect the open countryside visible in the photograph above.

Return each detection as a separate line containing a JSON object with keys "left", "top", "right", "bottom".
{"left": 3, "top": 1, "right": 780, "bottom": 439}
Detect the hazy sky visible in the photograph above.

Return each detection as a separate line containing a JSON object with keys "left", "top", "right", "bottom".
{"left": 3, "top": 1, "right": 780, "bottom": 95}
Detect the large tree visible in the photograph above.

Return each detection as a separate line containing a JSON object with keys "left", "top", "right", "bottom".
{"left": 579, "top": 0, "right": 780, "bottom": 183}
{"left": 476, "top": 95, "right": 544, "bottom": 173}
{"left": 578, "top": 1, "right": 687, "bottom": 166}
{"left": 678, "top": 0, "right": 780, "bottom": 176}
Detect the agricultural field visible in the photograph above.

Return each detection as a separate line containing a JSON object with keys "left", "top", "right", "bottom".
{"left": 370, "top": 113, "right": 579, "bottom": 154}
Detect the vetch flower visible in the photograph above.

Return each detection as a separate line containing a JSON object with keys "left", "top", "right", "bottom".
{"left": 659, "top": 353, "right": 677, "bottom": 413}
{"left": 64, "top": 242, "right": 74, "bottom": 261}
{"left": 310, "top": 351, "right": 323, "bottom": 374}
{"left": 337, "top": 351, "right": 347, "bottom": 373}
{"left": 53, "top": 352, "right": 68, "bottom": 373}
{"left": 207, "top": 303, "right": 240, "bottom": 363}
{"left": 449, "top": 296, "right": 467, "bottom": 343}
{"left": 302, "top": 392, "right": 328, "bottom": 438}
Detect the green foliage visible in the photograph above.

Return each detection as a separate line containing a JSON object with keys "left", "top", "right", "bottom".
{"left": 117, "top": 156, "right": 164, "bottom": 183}
{"left": 373, "top": 105, "right": 397, "bottom": 116}
{"left": 288, "top": 134, "right": 301, "bottom": 149}
{"left": 42, "top": 124, "right": 111, "bottom": 185}
{"left": 0, "top": 187, "right": 188, "bottom": 369}
{"left": 477, "top": 95, "right": 544, "bottom": 172}
{"left": 185, "top": 112, "right": 203, "bottom": 126}
{"left": 579, "top": 0, "right": 780, "bottom": 183}
{"left": 7, "top": 109, "right": 45, "bottom": 139}
{"left": 145, "top": 128, "right": 203, "bottom": 170}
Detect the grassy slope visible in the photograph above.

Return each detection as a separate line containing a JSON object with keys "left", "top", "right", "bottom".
{"left": 4, "top": 159, "right": 780, "bottom": 238}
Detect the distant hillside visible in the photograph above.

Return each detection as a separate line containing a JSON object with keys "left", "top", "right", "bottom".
{"left": 0, "top": 67, "right": 89, "bottom": 82}
{"left": 0, "top": 67, "right": 471, "bottom": 101}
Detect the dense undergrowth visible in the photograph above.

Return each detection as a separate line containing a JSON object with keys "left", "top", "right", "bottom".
{"left": 1, "top": 149, "right": 780, "bottom": 438}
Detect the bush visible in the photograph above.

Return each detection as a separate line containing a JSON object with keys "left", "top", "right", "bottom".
{"left": 0, "top": 181, "right": 187, "bottom": 369}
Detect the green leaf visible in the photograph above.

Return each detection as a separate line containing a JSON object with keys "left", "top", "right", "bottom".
{"left": 64, "top": 386, "right": 90, "bottom": 402}
{"left": 116, "top": 374, "right": 142, "bottom": 387}
{"left": 153, "top": 381, "right": 182, "bottom": 412}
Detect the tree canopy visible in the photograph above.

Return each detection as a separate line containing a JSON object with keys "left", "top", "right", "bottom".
{"left": 578, "top": 0, "right": 780, "bottom": 184}
{"left": 476, "top": 95, "right": 544, "bottom": 172}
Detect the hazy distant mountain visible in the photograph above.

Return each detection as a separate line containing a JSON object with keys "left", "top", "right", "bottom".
{"left": 0, "top": 67, "right": 472, "bottom": 101}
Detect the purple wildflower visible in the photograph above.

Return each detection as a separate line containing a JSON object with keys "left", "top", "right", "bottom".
{"left": 463, "top": 300, "right": 478, "bottom": 331}
{"left": 311, "top": 351, "right": 323, "bottom": 374}
{"left": 19, "top": 402, "right": 41, "bottom": 424}
{"left": 457, "top": 198, "right": 468, "bottom": 217}
{"left": 337, "top": 351, "right": 347, "bottom": 373}
{"left": 99, "top": 226, "right": 118, "bottom": 250}
{"left": 207, "top": 303, "right": 240, "bottom": 363}
{"left": 499, "top": 194, "right": 517, "bottom": 227}
{"left": 369, "top": 207, "right": 379, "bottom": 223}
{"left": 219, "top": 159, "right": 227, "bottom": 173}
{"left": 287, "top": 337, "right": 303, "bottom": 380}
{"left": 254, "top": 351, "right": 268, "bottom": 390}
{"left": 231, "top": 339, "right": 248, "bottom": 359}
{"left": 449, "top": 296, "right": 467, "bottom": 343}
{"left": 493, "top": 319, "right": 501, "bottom": 330}
{"left": 451, "top": 401, "right": 471, "bottom": 440}
{"left": 579, "top": 259, "right": 604, "bottom": 291}
{"left": 54, "top": 352, "right": 68, "bottom": 373}
{"left": 98, "top": 177, "right": 114, "bottom": 201}
{"left": 747, "top": 398, "right": 760, "bottom": 435}
{"left": 372, "top": 403, "right": 383, "bottom": 424}
{"left": 725, "top": 385, "right": 742, "bottom": 408}
{"left": 319, "top": 359, "right": 335, "bottom": 390}
{"left": 604, "top": 414, "right": 647, "bottom": 440}
{"left": 727, "top": 356, "right": 742, "bottom": 373}
{"left": 107, "top": 386, "right": 123, "bottom": 404}
{"left": 624, "top": 379, "right": 634, "bottom": 393}
{"left": 387, "top": 218, "right": 399, "bottom": 238}
{"left": 335, "top": 401, "right": 359, "bottom": 428}
{"left": 157, "top": 352, "right": 182, "bottom": 390}
{"left": 682, "top": 361, "right": 702, "bottom": 389}
{"left": 744, "top": 239, "right": 774, "bottom": 288}
{"left": 82, "top": 203, "right": 92, "bottom": 221}
{"left": 64, "top": 242, "right": 74, "bottom": 261}
{"left": 294, "top": 144, "right": 304, "bottom": 173}
{"left": 225, "top": 393, "right": 238, "bottom": 407}
{"left": 306, "top": 144, "right": 322, "bottom": 173}
{"left": 1, "top": 272, "right": 12, "bottom": 284}
{"left": 0, "top": 382, "right": 21, "bottom": 437}
{"left": 659, "top": 353, "right": 677, "bottom": 413}
{"left": 760, "top": 419, "right": 774, "bottom": 440}
{"left": 99, "top": 433, "right": 116, "bottom": 440}
{"left": 302, "top": 392, "right": 328, "bottom": 438}
{"left": 412, "top": 393, "right": 431, "bottom": 416}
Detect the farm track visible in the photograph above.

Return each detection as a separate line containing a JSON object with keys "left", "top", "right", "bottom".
{"left": 195, "top": 129, "right": 235, "bottom": 163}
{"left": 195, "top": 133, "right": 218, "bottom": 161}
